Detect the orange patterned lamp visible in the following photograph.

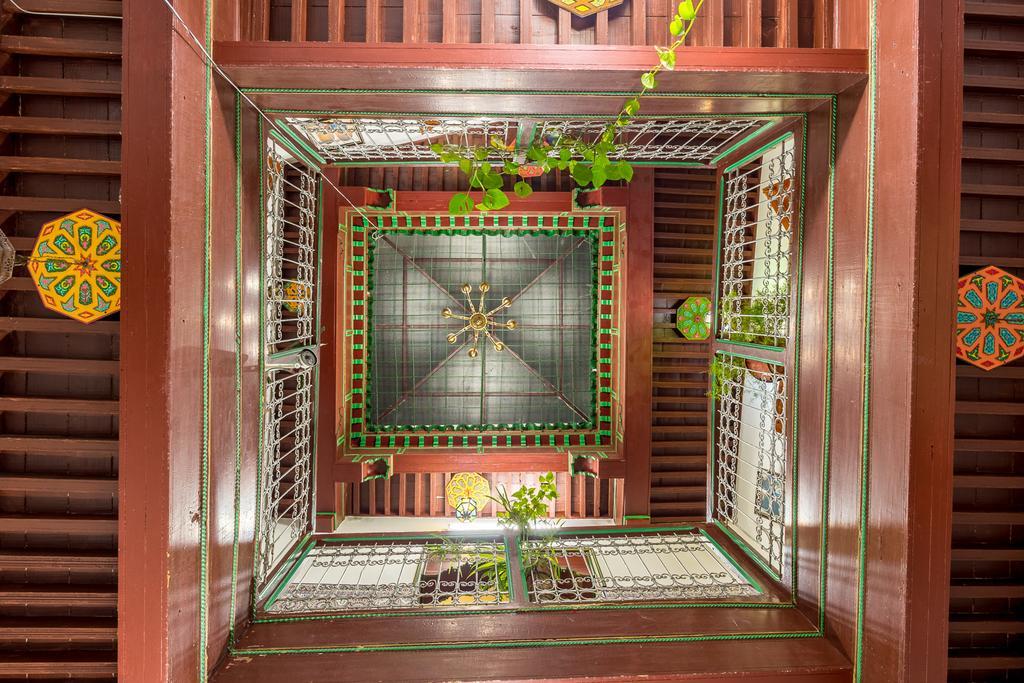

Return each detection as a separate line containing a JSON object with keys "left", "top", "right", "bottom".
{"left": 957, "top": 266, "right": 1024, "bottom": 370}
{"left": 545, "top": 0, "right": 625, "bottom": 18}
{"left": 28, "top": 209, "right": 121, "bottom": 324}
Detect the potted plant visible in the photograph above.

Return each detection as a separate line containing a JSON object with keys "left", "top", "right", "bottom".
{"left": 718, "top": 283, "right": 789, "bottom": 379}
{"left": 707, "top": 354, "right": 746, "bottom": 402}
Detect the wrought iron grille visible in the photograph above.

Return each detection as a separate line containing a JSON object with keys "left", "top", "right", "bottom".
{"left": 284, "top": 116, "right": 773, "bottom": 165}
{"left": 533, "top": 118, "right": 764, "bottom": 163}
{"left": 265, "top": 538, "right": 511, "bottom": 613}
{"left": 255, "top": 139, "right": 320, "bottom": 590}
{"left": 286, "top": 116, "right": 517, "bottom": 163}
{"left": 712, "top": 352, "right": 788, "bottom": 576}
{"left": 717, "top": 135, "right": 796, "bottom": 349}
{"left": 521, "top": 531, "right": 759, "bottom": 604}
{"left": 264, "top": 140, "right": 318, "bottom": 354}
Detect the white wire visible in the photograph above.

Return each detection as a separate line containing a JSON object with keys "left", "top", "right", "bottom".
{"left": 5, "top": 0, "right": 121, "bottom": 20}
{"left": 155, "top": 0, "right": 375, "bottom": 226}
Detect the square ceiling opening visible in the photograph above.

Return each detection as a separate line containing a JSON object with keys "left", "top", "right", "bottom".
{"left": 367, "top": 229, "right": 597, "bottom": 431}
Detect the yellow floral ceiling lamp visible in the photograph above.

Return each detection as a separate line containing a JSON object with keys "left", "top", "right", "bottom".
{"left": 445, "top": 472, "right": 491, "bottom": 521}
{"left": 546, "top": 0, "right": 625, "bottom": 18}
{"left": 442, "top": 282, "right": 517, "bottom": 359}
{"left": 28, "top": 209, "right": 121, "bottom": 324}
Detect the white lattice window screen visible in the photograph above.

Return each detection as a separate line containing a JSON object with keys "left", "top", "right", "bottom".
{"left": 711, "top": 135, "right": 797, "bottom": 578}
{"left": 256, "top": 139, "right": 320, "bottom": 589}
{"left": 285, "top": 116, "right": 770, "bottom": 165}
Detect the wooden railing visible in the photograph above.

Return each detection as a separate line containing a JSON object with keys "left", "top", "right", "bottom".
{"left": 243, "top": 0, "right": 836, "bottom": 48}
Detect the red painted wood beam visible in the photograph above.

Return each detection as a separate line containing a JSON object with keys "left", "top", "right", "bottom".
{"left": 622, "top": 169, "right": 654, "bottom": 521}
{"left": 214, "top": 43, "right": 867, "bottom": 95}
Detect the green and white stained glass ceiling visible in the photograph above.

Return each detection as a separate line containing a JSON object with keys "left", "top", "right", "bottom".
{"left": 282, "top": 115, "right": 776, "bottom": 165}
{"left": 367, "top": 231, "right": 596, "bottom": 431}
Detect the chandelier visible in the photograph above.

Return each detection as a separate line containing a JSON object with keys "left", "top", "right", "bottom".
{"left": 442, "top": 282, "right": 517, "bottom": 358}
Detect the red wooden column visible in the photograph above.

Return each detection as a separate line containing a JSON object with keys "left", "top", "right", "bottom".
{"left": 622, "top": 170, "right": 654, "bottom": 521}
{"left": 121, "top": 0, "right": 217, "bottom": 680}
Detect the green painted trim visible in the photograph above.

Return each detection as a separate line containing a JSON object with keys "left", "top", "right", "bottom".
{"left": 251, "top": 599, "right": 794, "bottom": 625}
{"left": 272, "top": 121, "right": 327, "bottom": 166}
{"left": 710, "top": 119, "right": 781, "bottom": 166}
{"left": 269, "top": 110, "right": 799, "bottom": 120}
{"left": 714, "top": 521, "right": 782, "bottom": 584}
{"left": 250, "top": 116, "right": 267, "bottom": 614}
{"left": 267, "top": 127, "right": 320, "bottom": 168}
{"left": 227, "top": 94, "right": 243, "bottom": 649}
{"left": 622, "top": 514, "right": 651, "bottom": 520}
{"left": 229, "top": 630, "right": 822, "bottom": 656}
{"left": 716, "top": 338, "right": 786, "bottom": 354}
{"left": 263, "top": 539, "right": 317, "bottom": 611}
{"left": 326, "top": 160, "right": 709, "bottom": 169}
{"left": 258, "top": 534, "right": 317, "bottom": 607}
{"left": 198, "top": 0, "right": 213, "bottom": 676}
{"left": 818, "top": 95, "right": 839, "bottom": 632}
{"left": 697, "top": 528, "right": 764, "bottom": 594}
{"left": 855, "top": 1, "right": 879, "bottom": 679}
{"left": 723, "top": 131, "right": 795, "bottom": 174}
{"left": 789, "top": 116, "right": 809, "bottom": 599}
{"left": 356, "top": 223, "right": 607, "bottom": 437}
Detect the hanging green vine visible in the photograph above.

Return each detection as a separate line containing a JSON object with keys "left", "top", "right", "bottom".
{"left": 433, "top": 0, "right": 705, "bottom": 214}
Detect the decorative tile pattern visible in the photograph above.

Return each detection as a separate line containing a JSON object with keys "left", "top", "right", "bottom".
{"left": 544, "top": 0, "right": 626, "bottom": 18}
{"left": 957, "top": 265, "right": 1024, "bottom": 370}
{"left": 28, "top": 209, "right": 121, "bottom": 324}
{"left": 676, "top": 296, "right": 711, "bottom": 340}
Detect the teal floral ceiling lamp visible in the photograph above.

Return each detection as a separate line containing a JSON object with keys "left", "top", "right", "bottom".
{"left": 676, "top": 296, "right": 711, "bottom": 340}
{"left": 957, "top": 266, "right": 1024, "bottom": 370}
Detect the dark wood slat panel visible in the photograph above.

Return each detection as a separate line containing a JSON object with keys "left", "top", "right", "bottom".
{"left": 953, "top": 474, "right": 1024, "bottom": 489}
{"left": 2, "top": 0, "right": 121, "bottom": 16}
{"left": 0, "top": 474, "right": 117, "bottom": 494}
{"left": 0, "top": 156, "right": 120, "bottom": 176}
{"left": 964, "top": 2, "right": 1024, "bottom": 19}
{"left": 962, "top": 110, "right": 1024, "bottom": 127}
{"left": 0, "top": 396, "right": 119, "bottom": 414}
{"left": 0, "top": 619, "right": 117, "bottom": 644}
{"left": 961, "top": 183, "right": 1024, "bottom": 197}
{"left": 0, "top": 551, "right": 116, "bottom": 573}
{"left": 0, "top": 515, "right": 117, "bottom": 534}
{"left": 0, "top": 357, "right": 119, "bottom": 373}
{"left": 0, "top": 35, "right": 121, "bottom": 59}
{"left": 0, "top": 196, "right": 121, "bottom": 214}
{"left": 0, "top": 317, "right": 119, "bottom": 334}
{"left": 0, "top": 116, "right": 120, "bottom": 136}
{"left": 0, "top": 436, "right": 118, "bottom": 453}
{"left": 960, "top": 218, "right": 1024, "bottom": 234}
{"left": 0, "top": 585, "right": 117, "bottom": 609}
{"left": 0, "top": 76, "right": 120, "bottom": 97}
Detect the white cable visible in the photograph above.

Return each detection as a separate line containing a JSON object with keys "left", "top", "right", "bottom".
{"left": 155, "top": 0, "right": 375, "bottom": 226}
{"left": 5, "top": 0, "right": 121, "bottom": 20}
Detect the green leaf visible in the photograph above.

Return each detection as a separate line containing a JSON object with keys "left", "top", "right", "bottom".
{"left": 605, "top": 163, "right": 622, "bottom": 181}
{"left": 430, "top": 143, "right": 444, "bottom": 154}
{"left": 572, "top": 163, "right": 593, "bottom": 187}
{"left": 669, "top": 18, "right": 683, "bottom": 35}
{"left": 618, "top": 161, "right": 634, "bottom": 182}
{"left": 483, "top": 188, "right": 510, "bottom": 210}
{"left": 559, "top": 148, "right": 572, "bottom": 162}
{"left": 641, "top": 71, "right": 657, "bottom": 89}
{"left": 592, "top": 166, "right": 607, "bottom": 189}
{"left": 504, "top": 161, "right": 519, "bottom": 175}
{"left": 679, "top": 0, "right": 696, "bottom": 20}
{"left": 458, "top": 158, "right": 472, "bottom": 175}
{"left": 448, "top": 193, "right": 474, "bottom": 215}
{"left": 513, "top": 181, "right": 533, "bottom": 198}
{"left": 473, "top": 147, "right": 489, "bottom": 161}
{"left": 657, "top": 47, "right": 676, "bottom": 70}
{"left": 482, "top": 171, "right": 504, "bottom": 190}
{"left": 527, "top": 145, "right": 546, "bottom": 162}
{"left": 624, "top": 97, "right": 640, "bottom": 116}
